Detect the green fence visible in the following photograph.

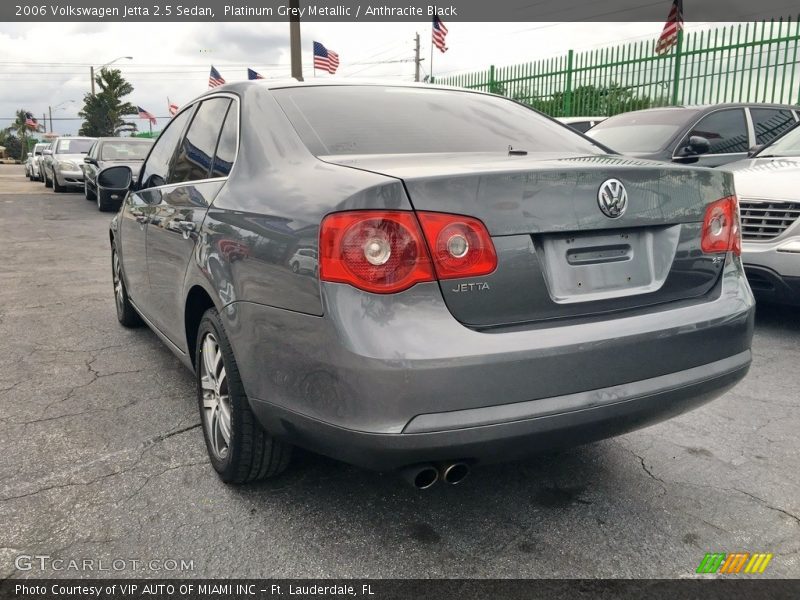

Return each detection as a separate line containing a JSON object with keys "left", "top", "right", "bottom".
{"left": 437, "top": 18, "right": 800, "bottom": 117}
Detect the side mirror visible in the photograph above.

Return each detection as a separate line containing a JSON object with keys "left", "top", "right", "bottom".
{"left": 43, "top": 149, "right": 52, "bottom": 155}
{"left": 747, "top": 144, "right": 765, "bottom": 158}
{"left": 97, "top": 165, "right": 133, "bottom": 191}
{"left": 84, "top": 157, "right": 98, "bottom": 165}
{"left": 675, "top": 135, "right": 711, "bottom": 161}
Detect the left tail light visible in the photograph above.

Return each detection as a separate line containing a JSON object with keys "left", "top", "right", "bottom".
{"left": 701, "top": 196, "right": 741, "bottom": 256}
{"left": 319, "top": 210, "right": 498, "bottom": 294}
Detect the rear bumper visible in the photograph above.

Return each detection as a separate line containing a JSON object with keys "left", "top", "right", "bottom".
{"left": 250, "top": 351, "right": 749, "bottom": 470}
{"left": 223, "top": 258, "right": 754, "bottom": 470}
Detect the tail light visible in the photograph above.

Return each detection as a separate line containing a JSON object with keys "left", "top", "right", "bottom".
{"left": 701, "top": 196, "right": 741, "bottom": 256}
{"left": 319, "top": 210, "right": 497, "bottom": 294}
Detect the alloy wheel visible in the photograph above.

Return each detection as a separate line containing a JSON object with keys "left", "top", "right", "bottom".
{"left": 200, "top": 332, "right": 231, "bottom": 460}
{"left": 112, "top": 252, "right": 124, "bottom": 313}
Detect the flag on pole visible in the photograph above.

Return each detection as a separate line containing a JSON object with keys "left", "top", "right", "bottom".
{"left": 247, "top": 68, "right": 265, "bottom": 80}
{"left": 137, "top": 106, "right": 157, "bottom": 125}
{"left": 209, "top": 65, "right": 226, "bottom": 88}
{"left": 432, "top": 15, "right": 449, "bottom": 53}
{"left": 313, "top": 41, "right": 340, "bottom": 74}
{"left": 167, "top": 98, "right": 179, "bottom": 116}
{"left": 24, "top": 112, "right": 38, "bottom": 130}
{"left": 655, "top": 0, "right": 684, "bottom": 55}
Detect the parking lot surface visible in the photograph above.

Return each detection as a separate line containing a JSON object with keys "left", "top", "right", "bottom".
{"left": 1, "top": 164, "right": 798, "bottom": 578}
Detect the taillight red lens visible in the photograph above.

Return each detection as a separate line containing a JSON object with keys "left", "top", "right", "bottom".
{"left": 701, "top": 196, "right": 741, "bottom": 256}
{"left": 320, "top": 210, "right": 499, "bottom": 293}
{"left": 416, "top": 212, "right": 498, "bottom": 279}
{"left": 319, "top": 211, "right": 435, "bottom": 294}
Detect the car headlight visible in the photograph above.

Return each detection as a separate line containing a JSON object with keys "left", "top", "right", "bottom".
{"left": 57, "top": 160, "right": 79, "bottom": 171}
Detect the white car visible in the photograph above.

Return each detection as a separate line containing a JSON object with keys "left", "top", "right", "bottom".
{"left": 289, "top": 248, "right": 318, "bottom": 274}
{"left": 43, "top": 136, "right": 96, "bottom": 192}
{"left": 26, "top": 143, "right": 48, "bottom": 181}
{"left": 725, "top": 124, "right": 800, "bottom": 305}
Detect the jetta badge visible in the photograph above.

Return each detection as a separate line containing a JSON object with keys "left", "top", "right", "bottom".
{"left": 597, "top": 178, "right": 628, "bottom": 218}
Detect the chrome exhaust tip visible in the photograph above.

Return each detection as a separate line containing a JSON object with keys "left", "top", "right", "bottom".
{"left": 441, "top": 462, "right": 470, "bottom": 485}
{"left": 401, "top": 464, "right": 439, "bottom": 490}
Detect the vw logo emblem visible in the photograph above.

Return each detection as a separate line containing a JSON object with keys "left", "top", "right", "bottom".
{"left": 597, "top": 179, "right": 628, "bottom": 219}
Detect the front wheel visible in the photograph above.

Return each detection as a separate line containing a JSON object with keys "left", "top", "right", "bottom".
{"left": 112, "top": 246, "right": 142, "bottom": 328}
{"left": 53, "top": 172, "right": 66, "bottom": 193}
{"left": 196, "top": 309, "right": 292, "bottom": 483}
{"left": 85, "top": 182, "right": 97, "bottom": 201}
{"left": 44, "top": 171, "right": 52, "bottom": 188}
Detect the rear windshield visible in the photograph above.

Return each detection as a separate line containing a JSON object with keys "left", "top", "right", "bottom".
{"left": 272, "top": 86, "right": 603, "bottom": 156}
{"left": 587, "top": 109, "right": 697, "bottom": 153}
{"left": 56, "top": 138, "right": 94, "bottom": 154}
{"left": 100, "top": 140, "right": 153, "bottom": 160}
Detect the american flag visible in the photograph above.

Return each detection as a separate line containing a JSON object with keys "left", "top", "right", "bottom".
{"left": 209, "top": 65, "right": 226, "bottom": 88}
{"left": 655, "top": 0, "right": 684, "bottom": 55}
{"left": 24, "top": 112, "right": 38, "bottom": 130}
{"left": 167, "top": 98, "right": 179, "bottom": 116}
{"left": 432, "top": 16, "right": 448, "bottom": 53}
{"left": 137, "top": 106, "right": 157, "bottom": 125}
{"left": 313, "top": 41, "right": 340, "bottom": 75}
{"left": 247, "top": 68, "right": 265, "bottom": 80}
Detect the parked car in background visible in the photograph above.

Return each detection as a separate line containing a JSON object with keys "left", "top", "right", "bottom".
{"left": 587, "top": 103, "right": 799, "bottom": 167}
{"left": 28, "top": 143, "right": 48, "bottom": 181}
{"left": 42, "top": 136, "right": 96, "bottom": 192}
{"left": 104, "top": 81, "right": 753, "bottom": 487}
{"left": 24, "top": 152, "right": 35, "bottom": 178}
{"left": 558, "top": 116, "right": 607, "bottom": 133}
{"left": 725, "top": 123, "right": 800, "bottom": 305}
{"left": 37, "top": 142, "right": 53, "bottom": 184}
{"left": 82, "top": 137, "right": 154, "bottom": 211}
{"left": 289, "top": 248, "right": 318, "bottom": 274}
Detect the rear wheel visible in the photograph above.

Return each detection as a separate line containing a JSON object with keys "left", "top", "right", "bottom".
{"left": 196, "top": 309, "right": 292, "bottom": 483}
{"left": 112, "top": 246, "right": 142, "bottom": 328}
{"left": 85, "top": 182, "right": 96, "bottom": 201}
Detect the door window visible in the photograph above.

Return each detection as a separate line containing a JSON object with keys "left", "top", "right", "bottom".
{"left": 169, "top": 98, "right": 231, "bottom": 184}
{"left": 139, "top": 108, "right": 192, "bottom": 190}
{"left": 750, "top": 108, "right": 796, "bottom": 145}
{"left": 687, "top": 109, "right": 748, "bottom": 154}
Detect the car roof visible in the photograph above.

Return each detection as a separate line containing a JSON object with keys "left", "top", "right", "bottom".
{"left": 95, "top": 137, "right": 154, "bottom": 142}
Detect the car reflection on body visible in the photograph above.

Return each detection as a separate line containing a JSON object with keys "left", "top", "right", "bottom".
{"left": 103, "top": 81, "right": 754, "bottom": 488}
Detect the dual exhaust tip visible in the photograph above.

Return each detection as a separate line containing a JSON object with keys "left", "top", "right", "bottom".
{"left": 402, "top": 462, "right": 470, "bottom": 490}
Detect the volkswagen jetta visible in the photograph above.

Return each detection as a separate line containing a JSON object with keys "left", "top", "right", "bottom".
{"left": 104, "top": 81, "right": 754, "bottom": 488}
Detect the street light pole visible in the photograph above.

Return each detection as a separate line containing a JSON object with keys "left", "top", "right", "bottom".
{"left": 90, "top": 66, "right": 95, "bottom": 95}
{"left": 91, "top": 56, "right": 133, "bottom": 95}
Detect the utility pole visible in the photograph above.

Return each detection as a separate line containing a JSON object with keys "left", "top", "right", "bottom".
{"left": 289, "top": 0, "right": 303, "bottom": 81}
{"left": 90, "top": 66, "right": 95, "bottom": 95}
{"left": 48, "top": 106, "right": 53, "bottom": 133}
{"left": 42, "top": 113, "right": 47, "bottom": 133}
{"left": 414, "top": 32, "right": 421, "bottom": 82}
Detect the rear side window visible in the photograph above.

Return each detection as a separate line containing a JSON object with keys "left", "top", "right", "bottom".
{"left": 750, "top": 108, "right": 797, "bottom": 145}
{"left": 273, "top": 86, "right": 602, "bottom": 156}
{"left": 210, "top": 102, "right": 238, "bottom": 178}
{"left": 687, "top": 109, "right": 748, "bottom": 154}
{"left": 139, "top": 109, "right": 192, "bottom": 189}
{"left": 169, "top": 98, "right": 231, "bottom": 184}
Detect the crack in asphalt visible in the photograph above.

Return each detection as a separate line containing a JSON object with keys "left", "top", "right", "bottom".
{"left": 734, "top": 488, "right": 800, "bottom": 526}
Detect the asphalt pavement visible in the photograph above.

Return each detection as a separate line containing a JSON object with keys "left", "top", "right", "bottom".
{"left": 0, "top": 164, "right": 798, "bottom": 579}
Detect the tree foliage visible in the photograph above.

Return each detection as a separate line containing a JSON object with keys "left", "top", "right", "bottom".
{"left": 3, "top": 109, "right": 33, "bottom": 160}
{"left": 508, "top": 83, "right": 665, "bottom": 118}
{"left": 78, "top": 68, "right": 138, "bottom": 136}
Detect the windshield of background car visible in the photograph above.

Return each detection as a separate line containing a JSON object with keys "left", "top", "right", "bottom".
{"left": 100, "top": 140, "right": 154, "bottom": 161}
{"left": 758, "top": 123, "right": 800, "bottom": 157}
{"left": 56, "top": 138, "right": 94, "bottom": 154}
{"left": 272, "top": 86, "right": 605, "bottom": 156}
{"left": 587, "top": 109, "right": 698, "bottom": 153}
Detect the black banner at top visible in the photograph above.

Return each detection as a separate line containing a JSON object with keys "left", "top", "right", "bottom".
{"left": 4, "top": 0, "right": 800, "bottom": 22}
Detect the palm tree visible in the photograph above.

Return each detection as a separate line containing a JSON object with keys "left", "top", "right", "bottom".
{"left": 4, "top": 109, "right": 33, "bottom": 160}
{"left": 78, "top": 68, "right": 138, "bottom": 136}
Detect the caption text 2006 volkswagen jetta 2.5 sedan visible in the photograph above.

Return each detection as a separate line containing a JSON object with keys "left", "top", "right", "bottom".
{"left": 101, "top": 81, "right": 754, "bottom": 489}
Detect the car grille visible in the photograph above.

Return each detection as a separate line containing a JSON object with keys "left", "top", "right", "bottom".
{"left": 739, "top": 200, "right": 800, "bottom": 241}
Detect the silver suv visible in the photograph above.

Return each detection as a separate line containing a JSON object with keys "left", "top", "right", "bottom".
{"left": 43, "top": 136, "right": 96, "bottom": 192}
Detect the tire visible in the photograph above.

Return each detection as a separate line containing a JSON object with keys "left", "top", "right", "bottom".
{"left": 53, "top": 172, "right": 66, "bottom": 193}
{"left": 85, "top": 181, "right": 96, "bottom": 201}
{"left": 111, "top": 245, "right": 143, "bottom": 328}
{"left": 97, "top": 189, "right": 116, "bottom": 212}
{"left": 291, "top": 262, "right": 299, "bottom": 273}
{"left": 44, "top": 171, "right": 52, "bottom": 188}
{"left": 196, "top": 308, "right": 292, "bottom": 484}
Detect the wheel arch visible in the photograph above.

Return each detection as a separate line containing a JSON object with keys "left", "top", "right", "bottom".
{"left": 185, "top": 284, "right": 221, "bottom": 371}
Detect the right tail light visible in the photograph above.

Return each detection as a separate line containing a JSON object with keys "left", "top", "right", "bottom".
{"left": 701, "top": 196, "right": 741, "bottom": 256}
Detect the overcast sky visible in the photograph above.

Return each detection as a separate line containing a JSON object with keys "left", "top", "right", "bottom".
{"left": 0, "top": 20, "right": 720, "bottom": 133}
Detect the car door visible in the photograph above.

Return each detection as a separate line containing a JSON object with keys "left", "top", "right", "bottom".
{"left": 677, "top": 108, "right": 750, "bottom": 167}
{"left": 84, "top": 141, "right": 99, "bottom": 190}
{"left": 145, "top": 95, "right": 238, "bottom": 346}
{"left": 119, "top": 108, "right": 193, "bottom": 315}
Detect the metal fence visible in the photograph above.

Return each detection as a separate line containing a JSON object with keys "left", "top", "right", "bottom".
{"left": 436, "top": 18, "right": 800, "bottom": 117}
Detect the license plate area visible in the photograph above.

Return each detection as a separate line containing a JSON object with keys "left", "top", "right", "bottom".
{"left": 535, "top": 225, "right": 681, "bottom": 304}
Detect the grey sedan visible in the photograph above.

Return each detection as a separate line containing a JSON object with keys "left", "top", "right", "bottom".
{"left": 43, "top": 136, "right": 96, "bottom": 192}
{"left": 82, "top": 137, "right": 154, "bottom": 211}
{"left": 103, "top": 82, "right": 754, "bottom": 488}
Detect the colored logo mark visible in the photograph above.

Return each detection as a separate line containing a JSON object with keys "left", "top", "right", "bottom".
{"left": 696, "top": 552, "right": 773, "bottom": 574}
